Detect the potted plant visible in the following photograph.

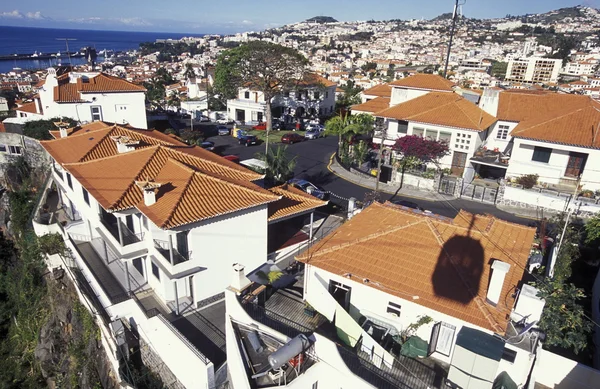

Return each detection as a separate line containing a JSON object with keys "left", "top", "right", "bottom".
{"left": 579, "top": 189, "right": 594, "bottom": 198}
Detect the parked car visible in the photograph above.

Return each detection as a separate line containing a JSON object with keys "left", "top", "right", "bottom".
{"left": 305, "top": 126, "right": 325, "bottom": 140}
{"left": 198, "top": 115, "right": 210, "bottom": 122}
{"left": 288, "top": 178, "right": 329, "bottom": 200}
{"left": 239, "top": 135, "right": 259, "bottom": 147}
{"left": 389, "top": 199, "right": 425, "bottom": 211}
{"left": 222, "top": 155, "right": 240, "bottom": 163}
{"left": 217, "top": 125, "right": 230, "bottom": 136}
{"left": 200, "top": 141, "right": 215, "bottom": 151}
{"left": 216, "top": 116, "right": 234, "bottom": 125}
{"left": 281, "top": 133, "right": 305, "bottom": 144}
{"left": 253, "top": 122, "right": 267, "bottom": 131}
{"left": 305, "top": 123, "right": 323, "bottom": 132}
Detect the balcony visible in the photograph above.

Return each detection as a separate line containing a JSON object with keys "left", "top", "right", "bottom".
{"left": 154, "top": 239, "right": 191, "bottom": 265}
{"left": 32, "top": 178, "right": 83, "bottom": 236}
{"left": 99, "top": 217, "right": 144, "bottom": 246}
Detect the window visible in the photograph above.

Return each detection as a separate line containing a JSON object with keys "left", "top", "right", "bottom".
{"left": 8, "top": 145, "right": 22, "bottom": 155}
{"left": 314, "top": 91, "right": 320, "bottom": 100}
{"left": 386, "top": 302, "right": 401, "bottom": 317}
{"left": 0, "top": 145, "right": 6, "bottom": 153}
{"left": 439, "top": 132, "right": 451, "bottom": 143}
{"left": 428, "top": 322, "right": 456, "bottom": 357}
{"left": 325, "top": 91, "right": 329, "bottom": 99}
{"left": 244, "top": 91, "right": 250, "bottom": 99}
{"left": 532, "top": 146, "right": 552, "bottom": 163}
{"left": 82, "top": 188, "right": 90, "bottom": 205}
{"left": 497, "top": 124, "right": 510, "bottom": 140}
{"left": 142, "top": 215, "right": 148, "bottom": 230}
{"left": 424, "top": 129, "right": 437, "bottom": 139}
{"left": 66, "top": 173, "right": 73, "bottom": 189}
{"left": 413, "top": 127, "right": 424, "bottom": 137}
{"left": 90, "top": 106, "right": 102, "bottom": 121}
{"left": 151, "top": 261, "right": 160, "bottom": 280}
{"left": 501, "top": 347, "right": 517, "bottom": 363}
{"left": 296, "top": 91, "right": 302, "bottom": 100}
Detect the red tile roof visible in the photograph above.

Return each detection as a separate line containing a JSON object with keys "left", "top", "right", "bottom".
{"left": 390, "top": 74, "right": 455, "bottom": 92}
{"left": 362, "top": 83, "right": 392, "bottom": 98}
{"left": 297, "top": 202, "right": 536, "bottom": 333}
{"left": 268, "top": 184, "right": 328, "bottom": 222}
{"left": 351, "top": 97, "right": 390, "bottom": 113}
{"left": 376, "top": 92, "right": 496, "bottom": 131}
{"left": 16, "top": 101, "right": 39, "bottom": 114}
{"left": 53, "top": 73, "right": 146, "bottom": 103}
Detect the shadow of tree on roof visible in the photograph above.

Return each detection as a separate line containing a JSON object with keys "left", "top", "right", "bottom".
{"left": 431, "top": 234, "right": 485, "bottom": 305}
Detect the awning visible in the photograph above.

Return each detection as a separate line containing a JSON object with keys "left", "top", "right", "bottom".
{"left": 469, "top": 159, "right": 509, "bottom": 169}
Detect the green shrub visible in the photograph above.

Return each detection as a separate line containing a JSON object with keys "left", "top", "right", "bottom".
{"left": 516, "top": 174, "right": 538, "bottom": 189}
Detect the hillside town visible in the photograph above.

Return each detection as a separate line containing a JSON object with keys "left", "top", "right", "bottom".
{"left": 1, "top": 4, "right": 600, "bottom": 389}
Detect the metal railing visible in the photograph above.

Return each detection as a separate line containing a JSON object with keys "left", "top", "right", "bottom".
{"left": 99, "top": 218, "right": 144, "bottom": 246}
{"left": 153, "top": 239, "right": 191, "bottom": 265}
{"left": 156, "top": 315, "right": 209, "bottom": 365}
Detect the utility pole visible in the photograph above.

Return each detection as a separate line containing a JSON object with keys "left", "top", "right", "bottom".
{"left": 443, "top": 0, "right": 463, "bottom": 78}
{"left": 375, "top": 119, "right": 386, "bottom": 193}
{"left": 56, "top": 38, "right": 77, "bottom": 66}
{"left": 552, "top": 176, "right": 582, "bottom": 278}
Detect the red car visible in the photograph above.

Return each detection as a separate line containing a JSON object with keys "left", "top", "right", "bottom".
{"left": 281, "top": 133, "right": 305, "bottom": 144}
{"left": 252, "top": 122, "right": 267, "bottom": 131}
{"left": 222, "top": 155, "right": 240, "bottom": 164}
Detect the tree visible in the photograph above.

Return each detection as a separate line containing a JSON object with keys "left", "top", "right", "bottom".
{"left": 143, "top": 68, "right": 175, "bottom": 107}
{"left": 584, "top": 214, "right": 600, "bottom": 247}
{"left": 392, "top": 135, "right": 450, "bottom": 189}
{"left": 183, "top": 63, "right": 196, "bottom": 80}
{"left": 214, "top": 41, "right": 308, "bottom": 152}
{"left": 325, "top": 113, "right": 374, "bottom": 153}
{"left": 167, "top": 92, "right": 181, "bottom": 109}
{"left": 257, "top": 145, "right": 297, "bottom": 186}
{"left": 361, "top": 62, "right": 377, "bottom": 72}
{"left": 534, "top": 278, "right": 593, "bottom": 354}
{"left": 23, "top": 117, "right": 77, "bottom": 140}
{"left": 335, "top": 80, "right": 363, "bottom": 112}
{"left": 549, "top": 213, "right": 580, "bottom": 283}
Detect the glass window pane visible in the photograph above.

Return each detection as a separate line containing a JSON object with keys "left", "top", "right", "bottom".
{"left": 413, "top": 127, "right": 424, "bottom": 137}
{"left": 439, "top": 132, "right": 452, "bottom": 142}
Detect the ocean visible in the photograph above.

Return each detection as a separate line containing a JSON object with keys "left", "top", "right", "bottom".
{"left": 0, "top": 25, "right": 206, "bottom": 73}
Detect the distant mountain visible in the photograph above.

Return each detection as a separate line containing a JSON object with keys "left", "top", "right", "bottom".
{"left": 509, "top": 5, "right": 598, "bottom": 23}
{"left": 431, "top": 12, "right": 467, "bottom": 22}
{"left": 305, "top": 16, "right": 338, "bottom": 24}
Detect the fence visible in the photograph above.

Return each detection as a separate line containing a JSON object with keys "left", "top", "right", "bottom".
{"left": 460, "top": 183, "right": 498, "bottom": 204}
{"left": 438, "top": 177, "right": 457, "bottom": 196}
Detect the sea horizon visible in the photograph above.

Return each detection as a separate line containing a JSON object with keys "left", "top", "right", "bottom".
{"left": 0, "top": 25, "right": 211, "bottom": 73}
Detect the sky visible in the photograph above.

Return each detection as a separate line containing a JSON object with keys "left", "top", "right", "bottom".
{"left": 0, "top": 0, "right": 594, "bottom": 34}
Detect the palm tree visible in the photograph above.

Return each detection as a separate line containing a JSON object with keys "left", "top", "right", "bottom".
{"left": 325, "top": 113, "right": 374, "bottom": 153}
{"left": 257, "top": 145, "right": 296, "bottom": 186}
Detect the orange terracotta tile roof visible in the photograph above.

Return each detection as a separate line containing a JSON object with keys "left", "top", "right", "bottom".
{"left": 362, "top": 83, "right": 392, "bottom": 98}
{"left": 49, "top": 121, "right": 111, "bottom": 139}
{"left": 298, "top": 73, "right": 337, "bottom": 88}
{"left": 376, "top": 92, "right": 497, "bottom": 131}
{"left": 16, "top": 101, "right": 39, "bottom": 114}
{"left": 267, "top": 184, "right": 328, "bottom": 222}
{"left": 41, "top": 123, "right": 262, "bottom": 182}
{"left": 351, "top": 97, "right": 390, "bottom": 113}
{"left": 65, "top": 148, "right": 279, "bottom": 229}
{"left": 0, "top": 122, "right": 5, "bottom": 133}
{"left": 297, "top": 202, "right": 536, "bottom": 333}
{"left": 53, "top": 73, "right": 145, "bottom": 103}
{"left": 390, "top": 74, "right": 455, "bottom": 91}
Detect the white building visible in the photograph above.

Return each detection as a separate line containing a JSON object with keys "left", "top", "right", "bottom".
{"left": 0, "top": 96, "right": 9, "bottom": 113}
{"left": 505, "top": 57, "right": 562, "bottom": 84}
{"left": 225, "top": 202, "right": 543, "bottom": 389}
{"left": 479, "top": 88, "right": 600, "bottom": 191}
{"left": 226, "top": 73, "right": 336, "bottom": 124}
{"left": 32, "top": 121, "right": 326, "bottom": 389}
{"left": 14, "top": 68, "right": 148, "bottom": 128}
{"left": 562, "top": 60, "right": 597, "bottom": 76}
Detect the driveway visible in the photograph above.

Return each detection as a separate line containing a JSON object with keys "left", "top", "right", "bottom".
{"left": 204, "top": 132, "right": 534, "bottom": 225}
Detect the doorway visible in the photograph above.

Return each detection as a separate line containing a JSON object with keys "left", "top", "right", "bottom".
{"left": 235, "top": 109, "right": 245, "bottom": 122}
{"left": 329, "top": 280, "right": 352, "bottom": 311}
{"left": 451, "top": 151, "right": 467, "bottom": 176}
{"left": 565, "top": 152, "right": 587, "bottom": 178}
{"left": 176, "top": 231, "right": 190, "bottom": 260}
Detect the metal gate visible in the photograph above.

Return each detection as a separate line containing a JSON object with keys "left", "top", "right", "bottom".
{"left": 438, "top": 177, "right": 456, "bottom": 195}
{"left": 460, "top": 183, "right": 498, "bottom": 204}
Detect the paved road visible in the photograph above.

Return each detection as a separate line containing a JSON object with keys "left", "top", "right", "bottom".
{"left": 203, "top": 125, "right": 535, "bottom": 225}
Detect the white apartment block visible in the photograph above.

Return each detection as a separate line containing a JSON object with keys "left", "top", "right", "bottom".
{"left": 505, "top": 57, "right": 562, "bottom": 84}
{"left": 13, "top": 68, "right": 148, "bottom": 129}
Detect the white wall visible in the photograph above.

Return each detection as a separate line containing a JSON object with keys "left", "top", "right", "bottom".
{"left": 484, "top": 120, "right": 519, "bottom": 152}
{"left": 507, "top": 138, "right": 600, "bottom": 191}
{"left": 389, "top": 87, "right": 429, "bottom": 106}
{"left": 306, "top": 265, "right": 534, "bottom": 386}
{"left": 532, "top": 348, "right": 600, "bottom": 389}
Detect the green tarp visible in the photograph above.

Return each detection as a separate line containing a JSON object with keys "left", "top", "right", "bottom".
{"left": 400, "top": 336, "right": 428, "bottom": 358}
{"left": 492, "top": 371, "right": 518, "bottom": 389}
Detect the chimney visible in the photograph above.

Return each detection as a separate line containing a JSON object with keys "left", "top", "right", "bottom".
{"left": 110, "top": 135, "right": 140, "bottom": 153}
{"left": 135, "top": 180, "right": 162, "bottom": 206}
{"left": 480, "top": 87, "right": 500, "bottom": 117}
{"left": 231, "top": 263, "right": 251, "bottom": 294}
{"left": 487, "top": 260, "right": 511, "bottom": 306}
{"left": 53, "top": 120, "right": 70, "bottom": 138}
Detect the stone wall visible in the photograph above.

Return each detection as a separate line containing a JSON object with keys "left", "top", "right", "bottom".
{"left": 0, "top": 132, "right": 50, "bottom": 168}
